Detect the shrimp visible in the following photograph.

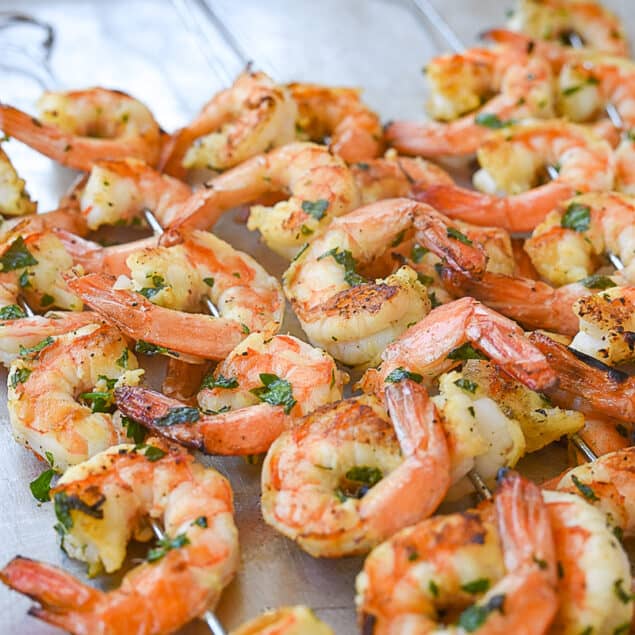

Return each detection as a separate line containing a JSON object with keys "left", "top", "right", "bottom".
{"left": 114, "top": 332, "right": 346, "bottom": 456}
{"left": 569, "top": 286, "right": 635, "bottom": 365}
{"left": 351, "top": 153, "right": 454, "bottom": 204}
{"left": 289, "top": 82, "right": 383, "bottom": 162}
{"left": 528, "top": 330, "right": 635, "bottom": 422}
{"left": 284, "top": 198, "right": 487, "bottom": 366}
{"left": 615, "top": 135, "right": 635, "bottom": 194}
{"left": 8, "top": 322, "right": 143, "bottom": 470}
{"left": 361, "top": 296, "right": 557, "bottom": 394}
{"left": 385, "top": 56, "right": 556, "bottom": 158}
{"left": 261, "top": 379, "right": 451, "bottom": 557}
{"left": 160, "top": 70, "right": 297, "bottom": 177}
{"left": 571, "top": 417, "right": 633, "bottom": 460}
{"left": 79, "top": 158, "right": 192, "bottom": 230}
{"left": 68, "top": 229, "right": 284, "bottom": 360}
{"left": 507, "top": 0, "right": 629, "bottom": 56}
{"left": 0, "top": 438, "right": 239, "bottom": 634}
{"left": 439, "top": 268, "right": 591, "bottom": 335}
{"left": 0, "top": 146, "right": 36, "bottom": 216}
{"left": 231, "top": 606, "right": 333, "bottom": 635}
{"left": 418, "top": 121, "right": 614, "bottom": 232}
{"left": 0, "top": 88, "right": 162, "bottom": 171}
{"left": 0, "top": 311, "right": 100, "bottom": 367}
{"left": 163, "top": 142, "right": 360, "bottom": 259}
{"left": 356, "top": 471, "right": 558, "bottom": 635}
{"left": 524, "top": 192, "right": 635, "bottom": 286}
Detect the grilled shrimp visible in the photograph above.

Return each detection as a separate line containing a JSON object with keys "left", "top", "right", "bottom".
{"left": 361, "top": 296, "right": 557, "bottom": 394}
{"left": 0, "top": 439, "right": 238, "bottom": 635}
{"left": 289, "top": 82, "right": 383, "bottom": 162}
{"left": 386, "top": 56, "right": 555, "bottom": 158}
{"left": 507, "top": 0, "right": 629, "bottom": 56}
{"left": 524, "top": 193, "right": 635, "bottom": 286}
{"left": 68, "top": 229, "right": 284, "bottom": 360}
{"left": 164, "top": 142, "right": 360, "bottom": 258}
{"left": 356, "top": 471, "right": 558, "bottom": 635}
{"left": 261, "top": 379, "right": 451, "bottom": 557}
{"left": 161, "top": 70, "right": 297, "bottom": 177}
{"left": 7, "top": 322, "right": 143, "bottom": 470}
{"left": 114, "top": 332, "right": 345, "bottom": 456}
{"left": 231, "top": 606, "right": 333, "bottom": 635}
{"left": 419, "top": 121, "right": 614, "bottom": 232}
{"left": 79, "top": 158, "right": 191, "bottom": 230}
{"left": 0, "top": 88, "right": 162, "bottom": 170}
{"left": 284, "top": 198, "right": 486, "bottom": 366}
{"left": 0, "top": 147, "right": 36, "bottom": 216}
{"left": 529, "top": 330, "right": 635, "bottom": 422}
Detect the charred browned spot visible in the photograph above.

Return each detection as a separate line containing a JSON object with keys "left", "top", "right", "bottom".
{"left": 321, "top": 283, "right": 398, "bottom": 318}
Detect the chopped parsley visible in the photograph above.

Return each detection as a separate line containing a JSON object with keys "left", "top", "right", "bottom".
{"left": 203, "top": 277, "right": 215, "bottom": 287}
{"left": 200, "top": 373, "right": 239, "bottom": 390}
{"left": 411, "top": 243, "right": 429, "bottom": 263}
{"left": 571, "top": 474, "right": 599, "bottom": 501}
{"left": 29, "top": 468, "right": 56, "bottom": 502}
{"left": 318, "top": 247, "right": 367, "bottom": 286}
{"left": 0, "top": 236, "right": 38, "bottom": 272}
{"left": 461, "top": 578, "right": 491, "bottom": 594}
{"left": 53, "top": 491, "right": 105, "bottom": 531}
{"left": 454, "top": 378, "right": 478, "bottom": 393}
{"left": 614, "top": 578, "right": 633, "bottom": 604}
{"left": 301, "top": 198, "right": 329, "bottom": 221}
{"left": 194, "top": 516, "right": 208, "bottom": 528}
{"left": 250, "top": 373, "right": 296, "bottom": 414}
{"left": 0, "top": 304, "right": 25, "bottom": 320}
{"left": 116, "top": 348, "right": 129, "bottom": 369}
{"left": 147, "top": 533, "right": 190, "bottom": 562}
{"left": 121, "top": 415, "right": 147, "bottom": 444}
{"left": 578, "top": 275, "right": 616, "bottom": 290}
{"left": 19, "top": 336, "right": 53, "bottom": 358}
{"left": 458, "top": 594, "right": 505, "bottom": 631}
{"left": 155, "top": 406, "right": 200, "bottom": 427}
{"left": 134, "top": 340, "right": 176, "bottom": 357}
{"left": 385, "top": 367, "right": 423, "bottom": 384}
{"left": 10, "top": 367, "right": 31, "bottom": 389}
{"left": 138, "top": 275, "right": 166, "bottom": 299}
{"left": 447, "top": 227, "right": 473, "bottom": 245}
{"left": 561, "top": 202, "right": 591, "bottom": 232}
{"left": 474, "top": 113, "right": 512, "bottom": 129}
{"left": 139, "top": 445, "right": 166, "bottom": 462}
{"left": 79, "top": 376, "right": 117, "bottom": 413}
{"left": 428, "top": 579, "right": 439, "bottom": 596}
{"left": 447, "top": 343, "right": 486, "bottom": 361}
{"left": 40, "top": 294, "right": 55, "bottom": 307}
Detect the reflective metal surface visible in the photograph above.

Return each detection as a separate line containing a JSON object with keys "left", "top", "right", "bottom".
{"left": 0, "top": 1, "right": 633, "bottom": 633}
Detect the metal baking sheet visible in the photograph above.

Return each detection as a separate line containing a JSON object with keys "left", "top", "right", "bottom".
{"left": 0, "top": 1, "right": 633, "bottom": 633}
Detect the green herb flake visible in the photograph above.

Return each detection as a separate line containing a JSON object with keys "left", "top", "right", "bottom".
{"left": 80, "top": 390, "right": 115, "bottom": 413}
{"left": 475, "top": 113, "right": 510, "bottom": 129}
{"left": 142, "top": 445, "right": 166, "bottom": 462}
{"left": 385, "top": 367, "right": 423, "bottom": 384}
{"left": 411, "top": 244, "right": 429, "bottom": 263}
{"left": 447, "top": 343, "right": 486, "bottom": 361}
{"left": 147, "top": 533, "right": 190, "bottom": 563}
{"left": 614, "top": 579, "right": 633, "bottom": 604}
{"left": 428, "top": 579, "right": 439, "bottom": 596}
{"left": 138, "top": 275, "right": 166, "bottom": 299}
{"left": 391, "top": 229, "right": 406, "bottom": 247}
{"left": 458, "top": 594, "right": 505, "bottom": 632}
{"left": 613, "top": 623, "right": 630, "bottom": 635}
{"left": 561, "top": 202, "right": 591, "bottom": 232}
{"left": 19, "top": 336, "right": 53, "bottom": 358}
{"left": 468, "top": 406, "right": 476, "bottom": 417}
{"left": 121, "top": 415, "right": 147, "bottom": 444}
{"left": 461, "top": 578, "right": 491, "bottom": 594}
{"left": 428, "top": 291, "right": 441, "bottom": 308}
{"left": 318, "top": 247, "right": 367, "bottom": 287}
{"left": 533, "top": 555, "right": 548, "bottom": 570}
{"left": 240, "top": 323, "right": 250, "bottom": 334}
{"left": 30, "top": 469, "right": 56, "bottom": 502}
{"left": 155, "top": 406, "right": 200, "bottom": 427}
{"left": 417, "top": 273, "right": 434, "bottom": 287}
{"left": 579, "top": 275, "right": 616, "bottom": 290}
{"left": 201, "top": 373, "right": 239, "bottom": 391}
{"left": 562, "top": 85, "right": 582, "bottom": 96}
{"left": 408, "top": 548, "right": 419, "bottom": 562}
{"left": 571, "top": 474, "right": 599, "bottom": 501}
{"left": 292, "top": 243, "right": 309, "bottom": 263}
{"left": 250, "top": 373, "right": 296, "bottom": 414}
{"left": 0, "top": 304, "right": 26, "bottom": 320}
{"left": 10, "top": 367, "right": 31, "bottom": 389}
{"left": 454, "top": 378, "right": 478, "bottom": 393}
{"left": 18, "top": 270, "right": 31, "bottom": 288}
{"left": 40, "top": 294, "right": 55, "bottom": 307}
{"left": 300, "top": 224, "right": 314, "bottom": 236}
{"left": 345, "top": 466, "right": 383, "bottom": 488}
{"left": 0, "top": 236, "right": 38, "bottom": 272}
{"left": 53, "top": 491, "right": 105, "bottom": 531}
{"left": 116, "top": 348, "right": 129, "bottom": 369}
{"left": 135, "top": 340, "right": 173, "bottom": 356}
{"left": 194, "top": 516, "right": 208, "bottom": 528}
{"left": 203, "top": 277, "right": 215, "bottom": 287}
{"left": 447, "top": 227, "right": 473, "bottom": 245}
{"left": 301, "top": 198, "right": 329, "bottom": 221}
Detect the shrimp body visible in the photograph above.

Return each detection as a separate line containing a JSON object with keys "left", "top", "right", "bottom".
{"left": 0, "top": 88, "right": 162, "bottom": 170}
{"left": 80, "top": 158, "right": 191, "bottom": 230}
{"left": 615, "top": 136, "right": 635, "bottom": 194}
{"left": 524, "top": 193, "right": 635, "bottom": 286}
{"left": 261, "top": 380, "right": 451, "bottom": 557}
{"left": 507, "top": 0, "right": 629, "bottom": 56}
{"left": 231, "top": 606, "right": 333, "bottom": 635}
{"left": 357, "top": 472, "right": 558, "bottom": 635}
{"left": 8, "top": 323, "right": 143, "bottom": 470}
{"left": 284, "top": 198, "right": 486, "bottom": 366}
{"left": 386, "top": 56, "right": 556, "bottom": 158}
{"left": 0, "top": 147, "right": 36, "bottom": 216}
{"left": 161, "top": 70, "right": 297, "bottom": 176}
{"left": 1, "top": 439, "right": 238, "bottom": 634}
{"left": 289, "top": 83, "right": 383, "bottom": 162}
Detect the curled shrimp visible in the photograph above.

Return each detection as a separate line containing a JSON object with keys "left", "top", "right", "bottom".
{"left": 231, "top": 606, "right": 333, "bottom": 635}
{"left": 357, "top": 471, "right": 558, "bottom": 635}
{"left": 114, "top": 332, "right": 345, "bottom": 456}
{"left": 524, "top": 192, "right": 635, "bottom": 286}
{"left": 79, "top": 158, "right": 191, "bottom": 230}
{"left": 164, "top": 142, "right": 360, "bottom": 258}
{"left": 8, "top": 322, "right": 143, "bottom": 470}
{"left": 289, "top": 82, "right": 383, "bottom": 162}
{"left": 361, "top": 296, "right": 557, "bottom": 394}
{"left": 0, "top": 88, "right": 162, "bottom": 171}
{"left": 0, "top": 438, "right": 238, "bottom": 634}
{"left": 507, "top": 0, "right": 629, "bottom": 56}
{"left": 418, "top": 120, "right": 614, "bottom": 232}
{"left": 385, "top": 56, "right": 555, "bottom": 158}
{"left": 284, "top": 198, "right": 486, "bottom": 366}
{"left": 529, "top": 330, "right": 635, "bottom": 422}
{"left": 0, "top": 147, "right": 36, "bottom": 216}
{"left": 261, "top": 379, "right": 451, "bottom": 557}
{"left": 161, "top": 70, "right": 297, "bottom": 177}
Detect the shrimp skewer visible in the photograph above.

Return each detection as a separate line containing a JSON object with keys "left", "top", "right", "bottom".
{"left": 0, "top": 439, "right": 239, "bottom": 635}
{"left": 0, "top": 88, "right": 162, "bottom": 170}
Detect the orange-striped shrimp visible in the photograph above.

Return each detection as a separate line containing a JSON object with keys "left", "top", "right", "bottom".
{"left": 0, "top": 88, "right": 162, "bottom": 171}
{"left": 289, "top": 82, "right": 383, "bottom": 162}
{"left": 261, "top": 379, "right": 451, "bottom": 557}
{"left": 0, "top": 439, "right": 238, "bottom": 635}
{"left": 161, "top": 70, "right": 297, "bottom": 177}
